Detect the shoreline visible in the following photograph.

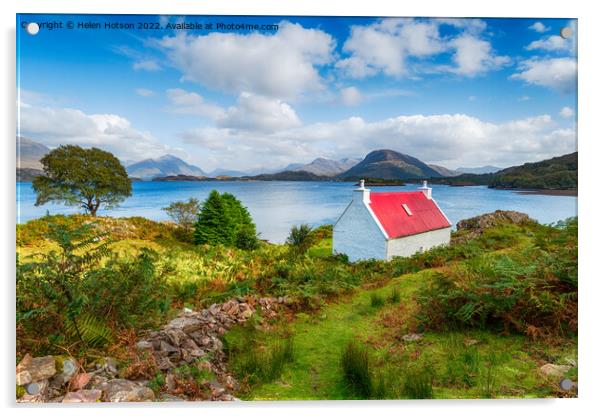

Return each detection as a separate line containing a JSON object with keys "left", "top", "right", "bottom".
{"left": 510, "top": 189, "right": 577, "bottom": 197}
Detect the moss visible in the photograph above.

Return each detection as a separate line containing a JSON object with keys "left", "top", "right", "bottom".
{"left": 16, "top": 385, "right": 26, "bottom": 399}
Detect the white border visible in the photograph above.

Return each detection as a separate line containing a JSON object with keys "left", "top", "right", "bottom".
{"left": 2, "top": 1, "right": 600, "bottom": 416}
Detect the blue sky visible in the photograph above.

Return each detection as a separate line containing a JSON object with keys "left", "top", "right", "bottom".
{"left": 17, "top": 14, "right": 577, "bottom": 171}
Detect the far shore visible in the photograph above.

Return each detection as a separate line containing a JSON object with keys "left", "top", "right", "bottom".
{"left": 512, "top": 188, "right": 577, "bottom": 197}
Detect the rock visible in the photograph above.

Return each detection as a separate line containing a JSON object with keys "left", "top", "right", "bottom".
{"left": 402, "top": 333, "right": 423, "bottom": 342}
{"left": 71, "top": 372, "right": 92, "bottom": 390}
{"left": 166, "top": 317, "right": 202, "bottom": 333}
{"left": 136, "top": 340, "right": 153, "bottom": 351}
{"left": 104, "top": 357, "right": 118, "bottom": 374}
{"left": 16, "top": 355, "right": 56, "bottom": 384}
{"left": 61, "top": 358, "right": 78, "bottom": 377}
{"left": 103, "top": 379, "right": 155, "bottom": 402}
{"left": 539, "top": 363, "right": 571, "bottom": 378}
{"left": 464, "top": 338, "right": 479, "bottom": 346}
{"left": 62, "top": 389, "right": 102, "bottom": 403}
{"left": 159, "top": 393, "right": 184, "bottom": 402}
{"left": 25, "top": 379, "right": 49, "bottom": 396}
{"left": 166, "top": 329, "right": 188, "bottom": 347}
{"left": 165, "top": 373, "right": 176, "bottom": 391}
{"left": 240, "top": 308, "right": 254, "bottom": 319}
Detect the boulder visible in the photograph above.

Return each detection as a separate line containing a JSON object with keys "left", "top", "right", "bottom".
{"left": 102, "top": 379, "right": 155, "bottom": 402}
{"left": 539, "top": 363, "right": 571, "bottom": 378}
{"left": 16, "top": 355, "right": 56, "bottom": 385}
{"left": 62, "top": 389, "right": 102, "bottom": 403}
{"left": 402, "top": 333, "right": 423, "bottom": 342}
{"left": 166, "top": 317, "right": 202, "bottom": 333}
{"left": 71, "top": 372, "right": 93, "bottom": 390}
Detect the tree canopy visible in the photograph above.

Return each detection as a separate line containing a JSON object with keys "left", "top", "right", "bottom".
{"left": 194, "top": 190, "right": 258, "bottom": 249}
{"left": 32, "top": 145, "right": 132, "bottom": 216}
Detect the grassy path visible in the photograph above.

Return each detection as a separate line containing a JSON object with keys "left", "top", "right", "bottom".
{"left": 242, "top": 268, "right": 576, "bottom": 400}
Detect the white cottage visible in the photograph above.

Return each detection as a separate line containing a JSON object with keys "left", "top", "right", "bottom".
{"left": 333, "top": 180, "right": 452, "bottom": 262}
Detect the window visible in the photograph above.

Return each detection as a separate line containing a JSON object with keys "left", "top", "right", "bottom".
{"left": 402, "top": 203, "right": 412, "bottom": 216}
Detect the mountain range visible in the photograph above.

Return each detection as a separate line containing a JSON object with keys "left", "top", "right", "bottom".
{"left": 456, "top": 165, "right": 502, "bottom": 174}
{"left": 18, "top": 137, "right": 50, "bottom": 170}
{"left": 126, "top": 155, "right": 206, "bottom": 180}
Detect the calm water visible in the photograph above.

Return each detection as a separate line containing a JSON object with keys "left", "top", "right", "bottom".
{"left": 17, "top": 181, "right": 577, "bottom": 243}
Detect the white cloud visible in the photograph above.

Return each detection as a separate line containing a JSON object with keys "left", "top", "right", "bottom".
{"left": 218, "top": 92, "right": 302, "bottom": 133}
{"left": 166, "top": 89, "right": 301, "bottom": 133}
{"left": 156, "top": 21, "right": 335, "bottom": 99}
{"left": 337, "top": 18, "right": 444, "bottom": 78}
{"left": 180, "top": 111, "right": 575, "bottom": 171}
{"left": 18, "top": 102, "right": 173, "bottom": 161}
{"left": 340, "top": 87, "right": 362, "bottom": 106}
{"left": 510, "top": 58, "right": 577, "bottom": 93}
{"left": 518, "top": 95, "right": 531, "bottom": 101}
{"left": 132, "top": 59, "right": 161, "bottom": 71}
{"left": 529, "top": 22, "right": 550, "bottom": 33}
{"left": 559, "top": 106, "right": 575, "bottom": 118}
{"left": 166, "top": 88, "right": 226, "bottom": 120}
{"left": 526, "top": 35, "right": 570, "bottom": 51}
{"left": 447, "top": 35, "right": 510, "bottom": 77}
{"left": 468, "top": 96, "right": 477, "bottom": 102}
{"left": 338, "top": 18, "right": 508, "bottom": 79}
{"left": 135, "top": 88, "right": 155, "bottom": 97}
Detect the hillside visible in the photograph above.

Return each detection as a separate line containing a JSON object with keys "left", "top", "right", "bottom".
{"left": 248, "top": 170, "right": 332, "bottom": 181}
{"left": 457, "top": 165, "right": 502, "bottom": 175}
{"left": 127, "top": 155, "right": 206, "bottom": 180}
{"left": 427, "top": 152, "right": 577, "bottom": 191}
{"left": 292, "top": 157, "right": 361, "bottom": 177}
{"left": 16, "top": 212, "right": 577, "bottom": 401}
{"left": 428, "top": 164, "right": 462, "bottom": 177}
{"left": 489, "top": 152, "right": 577, "bottom": 190}
{"left": 17, "top": 136, "right": 50, "bottom": 170}
{"left": 339, "top": 149, "right": 443, "bottom": 180}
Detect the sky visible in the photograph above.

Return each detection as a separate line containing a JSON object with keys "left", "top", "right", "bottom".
{"left": 17, "top": 14, "right": 577, "bottom": 171}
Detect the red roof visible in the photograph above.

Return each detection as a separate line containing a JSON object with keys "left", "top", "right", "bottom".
{"left": 368, "top": 191, "right": 451, "bottom": 239}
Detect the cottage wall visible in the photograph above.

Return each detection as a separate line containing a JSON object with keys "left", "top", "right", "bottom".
{"left": 333, "top": 200, "right": 387, "bottom": 262}
{"left": 385, "top": 227, "right": 451, "bottom": 260}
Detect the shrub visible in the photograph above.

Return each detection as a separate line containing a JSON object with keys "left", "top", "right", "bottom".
{"left": 194, "top": 191, "right": 258, "bottom": 249}
{"left": 231, "top": 337, "right": 295, "bottom": 384}
{"left": 162, "top": 198, "right": 200, "bottom": 230}
{"left": 415, "top": 219, "right": 578, "bottom": 337}
{"left": 17, "top": 221, "right": 171, "bottom": 354}
{"left": 286, "top": 224, "right": 316, "bottom": 255}
{"left": 340, "top": 340, "right": 372, "bottom": 398}
{"left": 370, "top": 292, "right": 385, "bottom": 308}
{"left": 388, "top": 288, "right": 401, "bottom": 304}
{"left": 402, "top": 364, "right": 434, "bottom": 399}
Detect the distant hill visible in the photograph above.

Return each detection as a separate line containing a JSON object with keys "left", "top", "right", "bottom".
{"left": 17, "top": 137, "right": 50, "bottom": 170}
{"left": 457, "top": 165, "right": 502, "bottom": 175}
{"left": 338, "top": 149, "right": 443, "bottom": 180}
{"left": 248, "top": 170, "right": 331, "bottom": 181}
{"left": 152, "top": 174, "right": 208, "bottom": 182}
{"left": 425, "top": 152, "right": 577, "bottom": 190}
{"left": 292, "top": 157, "right": 361, "bottom": 177}
{"left": 127, "top": 155, "right": 206, "bottom": 180}
{"left": 428, "top": 164, "right": 462, "bottom": 177}
{"left": 17, "top": 168, "right": 44, "bottom": 182}
{"left": 489, "top": 152, "right": 577, "bottom": 190}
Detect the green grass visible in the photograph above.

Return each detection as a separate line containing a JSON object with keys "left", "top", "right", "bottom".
{"left": 239, "top": 269, "right": 576, "bottom": 400}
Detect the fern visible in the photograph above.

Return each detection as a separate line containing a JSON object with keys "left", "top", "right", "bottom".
{"left": 65, "top": 313, "right": 113, "bottom": 348}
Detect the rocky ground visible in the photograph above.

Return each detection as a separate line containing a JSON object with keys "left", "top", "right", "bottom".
{"left": 16, "top": 296, "right": 289, "bottom": 403}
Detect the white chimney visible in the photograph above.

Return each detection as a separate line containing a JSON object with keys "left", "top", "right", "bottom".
{"left": 354, "top": 179, "right": 370, "bottom": 203}
{"left": 419, "top": 180, "right": 432, "bottom": 199}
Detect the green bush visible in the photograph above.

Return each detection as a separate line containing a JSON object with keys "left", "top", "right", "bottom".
{"left": 286, "top": 224, "right": 316, "bottom": 255}
{"left": 370, "top": 292, "right": 385, "bottom": 308}
{"left": 194, "top": 190, "right": 258, "bottom": 249}
{"left": 402, "top": 364, "right": 434, "bottom": 399}
{"left": 416, "top": 219, "right": 578, "bottom": 337}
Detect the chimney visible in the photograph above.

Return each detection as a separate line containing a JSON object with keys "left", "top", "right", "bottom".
{"left": 419, "top": 180, "right": 432, "bottom": 199}
{"left": 354, "top": 179, "right": 370, "bottom": 203}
